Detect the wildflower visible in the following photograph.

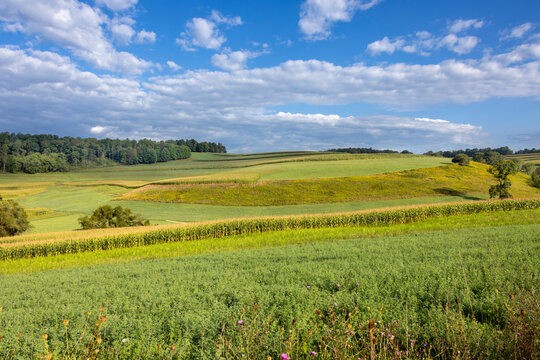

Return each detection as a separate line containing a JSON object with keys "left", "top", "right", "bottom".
{"left": 328, "top": 329, "right": 332, "bottom": 333}
{"left": 337, "top": 284, "right": 340, "bottom": 288}
{"left": 122, "top": 338, "right": 129, "bottom": 343}
{"left": 516, "top": 333, "right": 521, "bottom": 337}
{"left": 63, "top": 319, "right": 69, "bottom": 327}
{"left": 310, "top": 351, "right": 317, "bottom": 356}
{"left": 411, "top": 340, "right": 415, "bottom": 344}
{"left": 333, "top": 302, "right": 338, "bottom": 307}
{"left": 237, "top": 320, "right": 244, "bottom": 325}
{"left": 280, "top": 354, "right": 290, "bottom": 360}
{"left": 307, "top": 286, "right": 311, "bottom": 290}
{"left": 356, "top": 283, "right": 359, "bottom": 286}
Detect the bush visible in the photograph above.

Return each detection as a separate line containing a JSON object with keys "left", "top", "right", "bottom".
{"left": 78, "top": 205, "right": 150, "bottom": 230}
{"left": 0, "top": 198, "right": 30, "bottom": 237}
{"left": 452, "top": 153, "right": 470, "bottom": 166}
{"left": 531, "top": 172, "right": 540, "bottom": 188}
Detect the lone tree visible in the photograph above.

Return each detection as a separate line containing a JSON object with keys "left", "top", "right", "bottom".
{"left": 0, "top": 196, "right": 30, "bottom": 237}
{"left": 79, "top": 205, "right": 150, "bottom": 229}
{"left": 452, "top": 153, "right": 470, "bottom": 166}
{"left": 488, "top": 160, "right": 517, "bottom": 199}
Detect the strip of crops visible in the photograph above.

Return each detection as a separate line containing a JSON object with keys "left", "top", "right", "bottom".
{"left": 1, "top": 199, "right": 538, "bottom": 261}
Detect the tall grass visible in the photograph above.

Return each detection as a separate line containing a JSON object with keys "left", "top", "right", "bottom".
{"left": 120, "top": 163, "right": 539, "bottom": 206}
{"left": 1, "top": 199, "right": 538, "bottom": 261}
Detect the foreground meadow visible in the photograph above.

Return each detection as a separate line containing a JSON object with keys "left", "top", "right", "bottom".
{"left": 0, "top": 206, "right": 539, "bottom": 359}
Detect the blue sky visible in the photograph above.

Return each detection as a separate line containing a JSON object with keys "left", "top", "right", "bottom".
{"left": 0, "top": 0, "right": 539, "bottom": 153}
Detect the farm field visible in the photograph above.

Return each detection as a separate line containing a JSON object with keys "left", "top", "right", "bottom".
{"left": 0, "top": 150, "right": 539, "bottom": 359}
{"left": 0, "top": 152, "right": 458, "bottom": 233}
{"left": 0, "top": 219, "right": 538, "bottom": 358}
{"left": 505, "top": 152, "right": 540, "bottom": 169}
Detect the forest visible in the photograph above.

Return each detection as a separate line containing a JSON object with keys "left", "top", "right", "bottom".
{"left": 0, "top": 133, "right": 226, "bottom": 174}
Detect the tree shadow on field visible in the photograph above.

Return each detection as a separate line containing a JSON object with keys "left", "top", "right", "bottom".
{"left": 434, "top": 188, "right": 484, "bottom": 200}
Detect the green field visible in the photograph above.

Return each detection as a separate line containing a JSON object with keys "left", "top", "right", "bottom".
{"left": 505, "top": 152, "right": 540, "bottom": 169}
{"left": 1, "top": 151, "right": 539, "bottom": 359}
{"left": 0, "top": 220, "right": 538, "bottom": 358}
{"left": 0, "top": 152, "right": 460, "bottom": 233}
{"left": 121, "top": 162, "right": 538, "bottom": 206}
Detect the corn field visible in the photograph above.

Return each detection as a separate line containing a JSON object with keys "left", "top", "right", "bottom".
{"left": 1, "top": 199, "right": 538, "bottom": 261}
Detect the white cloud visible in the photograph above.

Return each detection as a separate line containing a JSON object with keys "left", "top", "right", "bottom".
{"left": 367, "top": 37, "right": 405, "bottom": 55}
{"left": 90, "top": 125, "right": 107, "bottom": 134}
{"left": 368, "top": 20, "right": 482, "bottom": 56}
{"left": 211, "top": 49, "right": 264, "bottom": 71}
{"left": 1, "top": 39, "right": 540, "bottom": 151}
{"left": 166, "top": 61, "right": 182, "bottom": 71}
{"left": 111, "top": 22, "right": 136, "bottom": 45}
{"left": 0, "top": 0, "right": 152, "bottom": 74}
{"left": 95, "top": 0, "right": 138, "bottom": 12}
{"left": 299, "top": 0, "right": 381, "bottom": 40}
{"left": 135, "top": 30, "right": 156, "bottom": 44}
{"left": 449, "top": 19, "right": 484, "bottom": 33}
{"left": 501, "top": 23, "right": 535, "bottom": 40}
{"left": 176, "top": 11, "right": 242, "bottom": 51}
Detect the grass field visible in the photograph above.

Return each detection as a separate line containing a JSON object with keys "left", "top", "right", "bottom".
{"left": 0, "top": 151, "right": 539, "bottom": 359}
{"left": 0, "top": 221, "right": 538, "bottom": 358}
{"left": 505, "top": 152, "right": 540, "bottom": 169}
{"left": 0, "top": 152, "right": 459, "bottom": 233}
{"left": 121, "top": 162, "right": 539, "bottom": 206}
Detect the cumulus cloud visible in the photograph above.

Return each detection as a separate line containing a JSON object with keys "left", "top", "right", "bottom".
{"left": 0, "top": 0, "right": 152, "bottom": 73}
{"left": 501, "top": 23, "right": 535, "bottom": 40}
{"left": 448, "top": 19, "right": 484, "bottom": 33}
{"left": 90, "top": 125, "right": 107, "bottom": 134}
{"left": 1, "top": 38, "right": 540, "bottom": 151}
{"left": 134, "top": 30, "right": 156, "bottom": 44}
{"left": 95, "top": 0, "right": 138, "bottom": 12}
{"left": 367, "top": 19, "right": 482, "bottom": 56}
{"left": 176, "top": 11, "right": 242, "bottom": 51}
{"left": 299, "top": 0, "right": 381, "bottom": 40}
{"left": 211, "top": 49, "right": 264, "bottom": 71}
{"left": 167, "top": 61, "right": 182, "bottom": 71}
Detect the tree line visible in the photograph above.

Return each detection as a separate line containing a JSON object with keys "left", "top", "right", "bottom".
{"left": 423, "top": 146, "right": 515, "bottom": 158}
{"left": 0, "top": 133, "right": 227, "bottom": 174}
{"left": 327, "top": 147, "right": 413, "bottom": 154}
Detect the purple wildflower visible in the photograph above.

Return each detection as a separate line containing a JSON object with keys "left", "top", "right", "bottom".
{"left": 280, "top": 354, "right": 290, "bottom": 360}
{"left": 310, "top": 351, "right": 317, "bottom": 356}
{"left": 237, "top": 320, "right": 244, "bottom": 325}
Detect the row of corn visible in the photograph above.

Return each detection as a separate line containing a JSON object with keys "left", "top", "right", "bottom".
{"left": 1, "top": 199, "right": 538, "bottom": 261}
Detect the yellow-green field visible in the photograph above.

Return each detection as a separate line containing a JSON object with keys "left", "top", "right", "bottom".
{"left": 1, "top": 151, "right": 538, "bottom": 234}
{"left": 120, "top": 162, "right": 538, "bottom": 206}
{"left": 0, "top": 152, "right": 462, "bottom": 233}
{"left": 1, "top": 152, "right": 539, "bottom": 359}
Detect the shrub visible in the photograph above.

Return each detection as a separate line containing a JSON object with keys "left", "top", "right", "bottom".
{"left": 78, "top": 205, "right": 150, "bottom": 230}
{"left": 0, "top": 198, "right": 30, "bottom": 237}
{"left": 531, "top": 172, "right": 540, "bottom": 188}
{"left": 452, "top": 153, "right": 470, "bottom": 166}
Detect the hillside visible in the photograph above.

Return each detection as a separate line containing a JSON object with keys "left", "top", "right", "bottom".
{"left": 119, "top": 162, "right": 539, "bottom": 206}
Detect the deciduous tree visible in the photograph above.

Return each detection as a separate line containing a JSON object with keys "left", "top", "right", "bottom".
{"left": 488, "top": 160, "right": 517, "bottom": 199}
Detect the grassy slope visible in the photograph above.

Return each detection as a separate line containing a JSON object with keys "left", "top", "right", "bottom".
{"left": 121, "top": 162, "right": 540, "bottom": 206}
{"left": 505, "top": 152, "right": 540, "bottom": 169}
{"left": 0, "top": 153, "right": 455, "bottom": 233}
{"left": 0, "top": 223, "right": 538, "bottom": 357}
